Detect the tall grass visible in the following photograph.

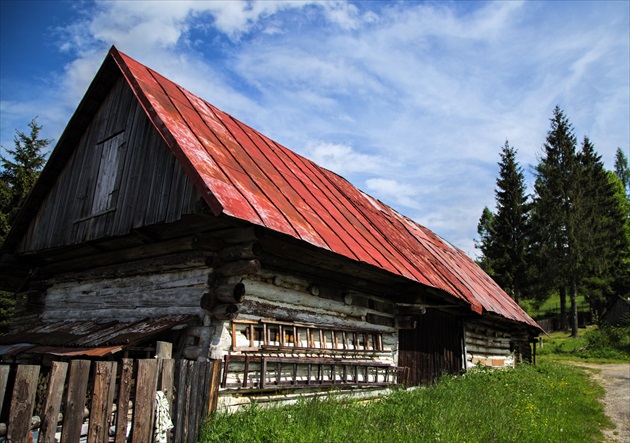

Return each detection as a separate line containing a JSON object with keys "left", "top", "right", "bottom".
{"left": 199, "top": 361, "right": 610, "bottom": 443}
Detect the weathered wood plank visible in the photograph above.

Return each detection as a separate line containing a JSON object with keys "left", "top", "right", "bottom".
{"left": 39, "top": 361, "right": 68, "bottom": 443}
{"left": 159, "top": 358, "right": 175, "bottom": 443}
{"left": 0, "top": 365, "right": 10, "bottom": 415}
{"left": 88, "top": 361, "right": 117, "bottom": 443}
{"left": 131, "top": 359, "right": 159, "bottom": 443}
{"left": 7, "top": 365, "right": 40, "bottom": 443}
{"left": 173, "top": 360, "right": 193, "bottom": 443}
{"left": 114, "top": 359, "right": 133, "bottom": 443}
{"left": 242, "top": 279, "right": 396, "bottom": 321}
{"left": 207, "top": 359, "right": 222, "bottom": 414}
{"left": 61, "top": 360, "right": 91, "bottom": 443}
{"left": 52, "top": 251, "right": 210, "bottom": 282}
{"left": 186, "top": 361, "right": 202, "bottom": 443}
{"left": 43, "top": 306, "right": 201, "bottom": 322}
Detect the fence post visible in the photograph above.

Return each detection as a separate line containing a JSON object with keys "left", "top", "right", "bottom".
{"left": 156, "top": 341, "right": 175, "bottom": 443}
{"left": 7, "top": 364, "right": 40, "bottom": 443}
{"left": 88, "top": 361, "right": 117, "bottom": 443}
{"left": 61, "top": 360, "right": 91, "bottom": 443}
{"left": 131, "top": 359, "right": 159, "bottom": 443}
{"left": 114, "top": 359, "right": 134, "bottom": 443}
{"left": 39, "top": 361, "right": 68, "bottom": 443}
{"left": 172, "top": 360, "right": 192, "bottom": 443}
{"left": 0, "top": 365, "right": 10, "bottom": 416}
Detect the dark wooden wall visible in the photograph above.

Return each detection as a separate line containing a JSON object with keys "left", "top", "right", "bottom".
{"left": 17, "top": 77, "right": 200, "bottom": 253}
{"left": 398, "top": 310, "right": 463, "bottom": 385}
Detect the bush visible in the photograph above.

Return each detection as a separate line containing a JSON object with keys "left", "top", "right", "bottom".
{"left": 581, "top": 325, "right": 630, "bottom": 359}
{"left": 538, "top": 325, "right": 630, "bottom": 362}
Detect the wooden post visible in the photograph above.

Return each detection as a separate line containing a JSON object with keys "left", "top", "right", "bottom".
{"left": 7, "top": 365, "right": 40, "bottom": 443}
{"left": 39, "top": 361, "right": 68, "bottom": 443}
{"left": 88, "top": 361, "right": 117, "bottom": 443}
{"left": 131, "top": 359, "right": 159, "bottom": 443}
{"left": 156, "top": 341, "right": 173, "bottom": 359}
{"left": 186, "top": 362, "right": 202, "bottom": 443}
{"left": 207, "top": 359, "right": 222, "bottom": 414}
{"left": 221, "top": 355, "right": 230, "bottom": 388}
{"left": 0, "top": 365, "right": 10, "bottom": 418}
{"left": 61, "top": 360, "right": 91, "bottom": 443}
{"left": 114, "top": 359, "right": 133, "bottom": 443}
{"left": 260, "top": 357, "right": 267, "bottom": 389}
{"left": 243, "top": 356, "right": 250, "bottom": 388}
{"left": 173, "top": 361, "right": 193, "bottom": 443}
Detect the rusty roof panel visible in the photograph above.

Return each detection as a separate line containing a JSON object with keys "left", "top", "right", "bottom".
{"left": 109, "top": 48, "right": 539, "bottom": 330}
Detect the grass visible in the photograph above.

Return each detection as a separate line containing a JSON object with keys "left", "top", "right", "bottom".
{"left": 198, "top": 361, "right": 611, "bottom": 443}
{"left": 538, "top": 324, "right": 630, "bottom": 363}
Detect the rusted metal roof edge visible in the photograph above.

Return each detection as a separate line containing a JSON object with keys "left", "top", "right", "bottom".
{"left": 0, "top": 315, "right": 198, "bottom": 357}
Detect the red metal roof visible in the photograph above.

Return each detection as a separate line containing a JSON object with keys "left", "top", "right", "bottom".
{"left": 109, "top": 47, "right": 539, "bottom": 330}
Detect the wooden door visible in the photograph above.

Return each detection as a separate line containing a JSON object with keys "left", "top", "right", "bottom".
{"left": 398, "top": 310, "right": 463, "bottom": 385}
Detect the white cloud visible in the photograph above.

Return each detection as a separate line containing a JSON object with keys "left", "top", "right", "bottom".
{"left": 365, "top": 178, "right": 422, "bottom": 211}
{"left": 305, "top": 141, "right": 393, "bottom": 176}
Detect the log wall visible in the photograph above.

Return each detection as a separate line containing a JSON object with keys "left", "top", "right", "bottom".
{"left": 464, "top": 321, "right": 515, "bottom": 368}
{"left": 42, "top": 266, "right": 209, "bottom": 322}
{"left": 211, "top": 269, "right": 400, "bottom": 411}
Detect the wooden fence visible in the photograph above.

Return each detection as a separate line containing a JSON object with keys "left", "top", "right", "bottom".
{"left": 0, "top": 357, "right": 221, "bottom": 443}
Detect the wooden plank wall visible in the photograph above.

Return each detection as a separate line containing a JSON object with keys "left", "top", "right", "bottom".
{"left": 17, "top": 77, "right": 200, "bottom": 253}
{"left": 398, "top": 310, "right": 463, "bottom": 386}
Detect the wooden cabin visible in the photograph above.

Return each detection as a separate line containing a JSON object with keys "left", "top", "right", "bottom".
{"left": 0, "top": 47, "right": 541, "bottom": 412}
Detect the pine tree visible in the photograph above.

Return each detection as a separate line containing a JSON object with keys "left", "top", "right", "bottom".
{"left": 532, "top": 106, "right": 580, "bottom": 335}
{"left": 0, "top": 118, "right": 50, "bottom": 243}
{"left": 576, "top": 140, "right": 630, "bottom": 316}
{"left": 0, "top": 118, "right": 50, "bottom": 332}
{"left": 475, "top": 206, "right": 495, "bottom": 274}
{"left": 605, "top": 172, "right": 630, "bottom": 301}
{"left": 483, "top": 141, "right": 531, "bottom": 302}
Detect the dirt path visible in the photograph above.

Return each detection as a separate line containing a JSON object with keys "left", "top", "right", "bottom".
{"left": 571, "top": 363, "right": 630, "bottom": 442}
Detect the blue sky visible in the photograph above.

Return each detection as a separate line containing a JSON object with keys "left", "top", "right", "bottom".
{"left": 1, "top": 0, "right": 629, "bottom": 256}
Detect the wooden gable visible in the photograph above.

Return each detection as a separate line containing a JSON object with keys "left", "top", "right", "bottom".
{"left": 15, "top": 76, "right": 200, "bottom": 253}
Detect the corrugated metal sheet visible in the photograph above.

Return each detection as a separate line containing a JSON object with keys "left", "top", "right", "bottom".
{"left": 0, "top": 315, "right": 196, "bottom": 357}
{"left": 109, "top": 47, "right": 539, "bottom": 331}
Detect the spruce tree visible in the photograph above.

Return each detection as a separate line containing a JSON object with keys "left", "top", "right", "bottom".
{"left": 605, "top": 172, "right": 630, "bottom": 301}
{"left": 0, "top": 118, "right": 49, "bottom": 243}
{"left": 533, "top": 106, "right": 580, "bottom": 335}
{"left": 475, "top": 206, "right": 495, "bottom": 274}
{"left": 488, "top": 141, "right": 530, "bottom": 302}
{"left": 576, "top": 140, "right": 630, "bottom": 317}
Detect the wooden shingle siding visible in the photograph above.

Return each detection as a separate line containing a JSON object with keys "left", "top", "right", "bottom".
{"left": 16, "top": 77, "right": 200, "bottom": 253}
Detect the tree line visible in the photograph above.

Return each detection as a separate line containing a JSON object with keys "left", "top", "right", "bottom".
{"left": 476, "top": 106, "right": 630, "bottom": 338}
